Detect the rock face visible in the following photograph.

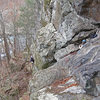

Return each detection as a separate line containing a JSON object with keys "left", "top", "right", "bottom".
{"left": 54, "top": 44, "right": 79, "bottom": 61}
{"left": 34, "top": 0, "right": 99, "bottom": 63}
{"left": 30, "top": 31, "right": 100, "bottom": 100}
{"left": 69, "top": 33, "right": 100, "bottom": 96}
{"left": 29, "top": 0, "right": 100, "bottom": 100}
{"left": 36, "top": 90, "right": 92, "bottom": 100}
{"left": 33, "top": 0, "right": 98, "bottom": 67}
{"left": 36, "top": 23, "right": 56, "bottom": 63}
{"left": 73, "top": 0, "right": 100, "bottom": 22}
{"left": 51, "top": 0, "right": 62, "bottom": 30}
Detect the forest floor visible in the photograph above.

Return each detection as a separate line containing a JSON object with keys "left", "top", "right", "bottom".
{"left": 0, "top": 53, "right": 31, "bottom": 100}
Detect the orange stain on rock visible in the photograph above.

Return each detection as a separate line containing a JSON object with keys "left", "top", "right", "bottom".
{"left": 51, "top": 76, "right": 72, "bottom": 87}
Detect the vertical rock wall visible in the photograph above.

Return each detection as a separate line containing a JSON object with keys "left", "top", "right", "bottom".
{"left": 33, "top": 0, "right": 99, "bottom": 67}
{"left": 29, "top": 0, "right": 100, "bottom": 100}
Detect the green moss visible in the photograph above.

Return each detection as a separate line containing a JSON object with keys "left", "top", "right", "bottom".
{"left": 44, "top": 0, "right": 51, "bottom": 6}
{"left": 34, "top": 51, "right": 44, "bottom": 70}
{"left": 44, "top": 0, "right": 51, "bottom": 11}
{"left": 42, "top": 59, "right": 57, "bottom": 69}
{"left": 41, "top": 18, "right": 47, "bottom": 27}
{"left": 82, "top": 98, "right": 86, "bottom": 100}
{"left": 42, "top": 62, "right": 51, "bottom": 69}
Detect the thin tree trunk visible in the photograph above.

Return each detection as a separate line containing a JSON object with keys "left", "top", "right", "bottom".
{"left": 13, "top": 27, "right": 20, "bottom": 56}
{"left": 14, "top": 34, "right": 17, "bottom": 56}
{"left": 7, "top": 36, "right": 13, "bottom": 55}
{"left": 13, "top": 13, "right": 17, "bottom": 56}
{"left": 13, "top": 6, "right": 20, "bottom": 56}
{"left": 0, "top": 12, "right": 11, "bottom": 65}
{"left": 0, "top": 53, "right": 2, "bottom": 66}
{"left": 25, "top": 28, "right": 30, "bottom": 55}
{"left": 3, "top": 27, "right": 10, "bottom": 65}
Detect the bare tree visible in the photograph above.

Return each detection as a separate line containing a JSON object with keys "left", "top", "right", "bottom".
{"left": 0, "top": 53, "right": 2, "bottom": 66}
{"left": 12, "top": 3, "right": 20, "bottom": 56}
{"left": 0, "top": 11, "right": 11, "bottom": 65}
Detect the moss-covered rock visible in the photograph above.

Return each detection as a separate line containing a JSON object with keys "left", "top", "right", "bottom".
{"left": 40, "top": 18, "right": 47, "bottom": 27}
{"left": 42, "top": 59, "right": 56, "bottom": 69}
{"left": 34, "top": 51, "right": 44, "bottom": 70}
{"left": 42, "top": 62, "right": 51, "bottom": 69}
{"left": 44, "top": 0, "right": 51, "bottom": 11}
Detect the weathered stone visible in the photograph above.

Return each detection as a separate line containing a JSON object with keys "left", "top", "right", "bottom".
{"left": 69, "top": 36, "right": 100, "bottom": 96}
{"left": 54, "top": 31, "right": 66, "bottom": 49}
{"left": 93, "top": 96, "right": 100, "bottom": 100}
{"left": 51, "top": 0, "right": 62, "bottom": 30}
{"left": 36, "top": 23, "right": 56, "bottom": 63}
{"left": 29, "top": 35, "right": 100, "bottom": 97}
{"left": 72, "top": 28, "right": 97, "bottom": 42}
{"left": 30, "top": 88, "right": 92, "bottom": 100}
{"left": 54, "top": 44, "right": 79, "bottom": 61}
{"left": 29, "top": 52, "right": 77, "bottom": 100}
{"left": 31, "top": 0, "right": 99, "bottom": 68}
{"left": 29, "top": 0, "right": 100, "bottom": 99}
{"left": 29, "top": 65, "right": 68, "bottom": 93}
{"left": 59, "top": 11, "right": 81, "bottom": 46}
{"left": 50, "top": 0, "right": 84, "bottom": 48}
{"left": 74, "top": 0, "right": 100, "bottom": 21}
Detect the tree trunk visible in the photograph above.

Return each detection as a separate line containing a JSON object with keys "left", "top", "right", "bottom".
{"left": 3, "top": 28, "right": 11, "bottom": 65}
{"left": 25, "top": 27, "right": 31, "bottom": 55}
{"left": 13, "top": 10, "right": 20, "bottom": 56}
{"left": 0, "top": 53, "right": 2, "bottom": 66}
{"left": 0, "top": 12, "right": 11, "bottom": 65}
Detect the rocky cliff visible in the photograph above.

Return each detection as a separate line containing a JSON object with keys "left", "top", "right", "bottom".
{"left": 28, "top": 0, "right": 100, "bottom": 100}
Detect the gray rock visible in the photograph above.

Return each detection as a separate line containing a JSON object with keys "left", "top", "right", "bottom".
{"left": 93, "top": 96, "right": 100, "bottom": 100}
{"left": 72, "top": 28, "right": 97, "bottom": 42}
{"left": 29, "top": 0, "right": 100, "bottom": 99}
{"left": 30, "top": 88, "right": 92, "bottom": 100}
{"left": 29, "top": 64, "right": 69, "bottom": 93}
{"left": 73, "top": 0, "right": 100, "bottom": 22}
{"left": 30, "top": 31, "right": 100, "bottom": 99}
{"left": 32, "top": 0, "right": 99, "bottom": 67}
{"left": 36, "top": 23, "right": 56, "bottom": 63}
{"left": 59, "top": 11, "right": 82, "bottom": 46}
{"left": 69, "top": 36, "right": 100, "bottom": 96}
{"left": 51, "top": 0, "right": 62, "bottom": 30}
{"left": 29, "top": 52, "right": 75, "bottom": 95}
{"left": 54, "top": 44, "right": 79, "bottom": 61}
{"left": 50, "top": 0, "right": 96, "bottom": 48}
{"left": 54, "top": 0, "right": 96, "bottom": 48}
{"left": 54, "top": 31, "right": 66, "bottom": 49}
